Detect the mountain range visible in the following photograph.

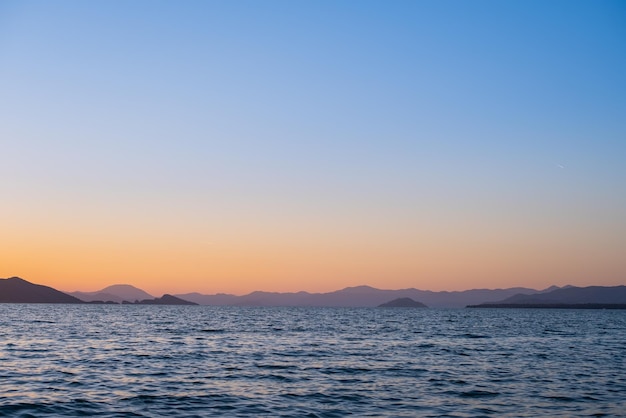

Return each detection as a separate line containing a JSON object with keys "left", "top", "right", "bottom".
{"left": 174, "top": 285, "right": 557, "bottom": 308}
{"left": 469, "top": 285, "right": 626, "bottom": 308}
{"left": 2, "top": 277, "right": 625, "bottom": 308}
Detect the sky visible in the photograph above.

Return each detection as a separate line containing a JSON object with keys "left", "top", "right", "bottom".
{"left": 1, "top": 0, "right": 625, "bottom": 296}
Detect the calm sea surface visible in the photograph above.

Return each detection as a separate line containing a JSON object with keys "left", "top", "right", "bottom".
{"left": 0, "top": 305, "right": 624, "bottom": 417}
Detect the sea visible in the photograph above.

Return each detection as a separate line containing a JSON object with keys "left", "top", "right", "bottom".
{"left": 0, "top": 305, "right": 624, "bottom": 417}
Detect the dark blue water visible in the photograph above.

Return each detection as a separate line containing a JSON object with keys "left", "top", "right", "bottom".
{"left": 1, "top": 305, "right": 624, "bottom": 417}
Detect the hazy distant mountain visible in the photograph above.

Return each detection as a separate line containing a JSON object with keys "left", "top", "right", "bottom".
{"left": 176, "top": 285, "right": 549, "bottom": 308}
{"left": 101, "top": 284, "right": 154, "bottom": 300}
{"left": 70, "top": 284, "right": 154, "bottom": 303}
{"left": 134, "top": 294, "right": 198, "bottom": 305}
{"left": 0, "top": 277, "right": 83, "bottom": 303}
{"left": 70, "top": 291, "right": 125, "bottom": 303}
{"left": 173, "top": 292, "right": 239, "bottom": 306}
{"left": 378, "top": 297, "right": 427, "bottom": 308}
{"left": 472, "top": 286, "right": 626, "bottom": 307}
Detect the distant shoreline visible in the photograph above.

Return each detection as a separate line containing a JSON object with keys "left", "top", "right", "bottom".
{"left": 467, "top": 303, "right": 626, "bottom": 309}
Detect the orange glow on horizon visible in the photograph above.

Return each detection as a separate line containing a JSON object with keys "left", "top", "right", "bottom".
{"left": 3, "top": 190, "right": 624, "bottom": 296}
{"left": 3, "top": 218, "right": 624, "bottom": 296}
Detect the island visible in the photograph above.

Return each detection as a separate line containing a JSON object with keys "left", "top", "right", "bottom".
{"left": 378, "top": 297, "right": 427, "bottom": 308}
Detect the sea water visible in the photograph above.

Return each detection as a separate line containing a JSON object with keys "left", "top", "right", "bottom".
{"left": 0, "top": 305, "right": 624, "bottom": 417}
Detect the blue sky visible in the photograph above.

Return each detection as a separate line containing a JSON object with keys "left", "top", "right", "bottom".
{"left": 1, "top": 0, "right": 625, "bottom": 293}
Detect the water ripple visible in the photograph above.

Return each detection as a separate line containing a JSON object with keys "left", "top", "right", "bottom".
{"left": 0, "top": 305, "right": 625, "bottom": 416}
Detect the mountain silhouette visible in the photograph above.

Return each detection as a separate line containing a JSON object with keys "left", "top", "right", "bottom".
{"left": 378, "top": 297, "right": 427, "bottom": 308}
{"left": 0, "top": 277, "right": 83, "bottom": 303}
{"left": 468, "top": 285, "right": 626, "bottom": 307}
{"left": 176, "top": 285, "right": 549, "bottom": 308}
{"left": 7, "top": 277, "right": 620, "bottom": 308}
{"left": 70, "top": 284, "right": 154, "bottom": 303}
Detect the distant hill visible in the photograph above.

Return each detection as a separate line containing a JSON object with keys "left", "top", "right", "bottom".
{"left": 134, "top": 294, "right": 198, "bottom": 305}
{"left": 378, "top": 297, "right": 427, "bottom": 308}
{"left": 176, "top": 285, "right": 551, "bottom": 308}
{"left": 0, "top": 277, "right": 83, "bottom": 303}
{"left": 468, "top": 286, "right": 626, "bottom": 308}
{"left": 70, "top": 284, "right": 154, "bottom": 303}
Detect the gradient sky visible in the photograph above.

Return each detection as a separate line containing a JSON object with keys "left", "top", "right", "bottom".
{"left": 1, "top": 0, "right": 625, "bottom": 296}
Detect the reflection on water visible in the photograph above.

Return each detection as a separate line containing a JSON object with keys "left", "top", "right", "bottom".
{"left": 0, "top": 305, "right": 625, "bottom": 416}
